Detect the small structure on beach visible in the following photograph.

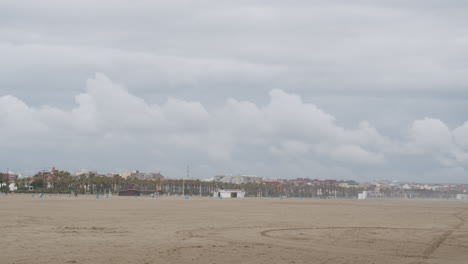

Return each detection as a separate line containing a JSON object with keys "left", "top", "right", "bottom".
{"left": 214, "top": 189, "right": 245, "bottom": 199}
{"left": 358, "top": 191, "right": 382, "bottom": 199}
{"left": 118, "top": 189, "right": 141, "bottom": 196}
{"left": 456, "top": 194, "right": 468, "bottom": 200}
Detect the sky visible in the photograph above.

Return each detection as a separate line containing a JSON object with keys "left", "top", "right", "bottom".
{"left": 1, "top": 1, "right": 468, "bottom": 183}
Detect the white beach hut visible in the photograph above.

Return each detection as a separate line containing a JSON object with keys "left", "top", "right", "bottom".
{"left": 214, "top": 189, "right": 245, "bottom": 199}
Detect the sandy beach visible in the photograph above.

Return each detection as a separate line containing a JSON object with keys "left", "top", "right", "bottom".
{"left": 1, "top": 194, "right": 467, "bottom": 264}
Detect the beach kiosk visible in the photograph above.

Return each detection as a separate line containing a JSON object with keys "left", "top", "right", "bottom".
{"left": 214, "top": 189, "right": 245, "bottom": 199}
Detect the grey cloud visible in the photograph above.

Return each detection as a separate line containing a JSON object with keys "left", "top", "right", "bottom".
{"left": 1, "top": 1, "right": 468, "bottom": 182}
{"left": 2, "top": 1, "right": 468, "bottom": 97}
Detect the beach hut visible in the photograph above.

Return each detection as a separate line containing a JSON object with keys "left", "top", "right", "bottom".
{"left": 214, "top": 189, "right": 245, "bottom": 199}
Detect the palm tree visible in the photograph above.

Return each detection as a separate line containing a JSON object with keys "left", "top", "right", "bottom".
{"left": 77, "top": 174, "right": 87, "bottom": 194}
{"left": 0, "top": 173, "right": 7, "bottom": 194}
{"left": 0, "top": 173, "right": 4, "bottom": 190}
{"left": 11, "top": 175, "right": 20, "bottom": 192}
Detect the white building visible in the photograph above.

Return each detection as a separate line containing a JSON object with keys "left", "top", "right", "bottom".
{"left": 120, "top": 172, "right": 133, "bottom": 178}
{"left": 74, "top": 169, "right": 98, "bottom": 177}
{"left": 0, "top": 182, "right": 17, "bottom": 192}
{"left": 214, "top": 189, "right": 245, "bottom": 199}
{"left": 456, "top": 194, "right": 468, "bottom": 200}
{"left": 358, "top": 191, "right": 382, "bottom": 199}
{"left": 358, "top": 191, "right": 367, "bottom": 199}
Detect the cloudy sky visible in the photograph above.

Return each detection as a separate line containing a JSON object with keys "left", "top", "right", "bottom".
{"left": 1, "top": 1, "right": 468, "bottom": 183}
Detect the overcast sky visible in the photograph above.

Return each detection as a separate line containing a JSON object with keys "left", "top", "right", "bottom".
{"left": 1, "top": 1, "right": 468, "bottom": 183}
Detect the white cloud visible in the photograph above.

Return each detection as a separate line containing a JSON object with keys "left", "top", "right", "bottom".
{"left": 409, "top": 118, "right": 454, "bottom": 151}
{"left": 453, "top": 121, "right": 468, "bottom": 149}
{"left": 1, "top": 73, "right": 467, "bottom": 182}
{"left": 162, "top": 97, "right": 210, "bottom": 131}
{"left": 403, "top": 118, "right": 468, "bottom": 165}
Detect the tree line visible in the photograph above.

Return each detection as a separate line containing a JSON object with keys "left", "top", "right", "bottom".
{"left": 6, "top": 170, "right": 368, "bottom": 198}
{"left": 4, "top": 170, "right": 460, "bottom": 199}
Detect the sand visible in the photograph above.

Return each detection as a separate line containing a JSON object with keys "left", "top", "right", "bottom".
{"left": 1, "top": 194, "right": 467, "bottom": 264}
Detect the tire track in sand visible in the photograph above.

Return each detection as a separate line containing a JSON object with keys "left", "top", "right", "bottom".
{"left": 260, "top": 226, "right": 435, "bottom": 239}
{"left": 411, "top": 213, "right": 465, "bottom": 264}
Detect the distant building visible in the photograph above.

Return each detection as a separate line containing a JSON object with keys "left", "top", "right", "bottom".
{"left": 74, "top": 169, "right": 98, "bottom": 177}
{"left": 120, "top": 170, "right": 164, "bottom": 180}
{"left": 131, "top": 171, "right": 164, "bottom": 180}
{"left": 120, "top": 172, "right": 133, "bottom": 178}
{"left": 214, "top": 189, "right": 245, "bottom": 198}
{"left": 214, "top": 174, "right": 261, "bottom": 184}
{"left": 0, "top": 182, "right": 17, "bottom": 192}
{"left": 201, "top": 177, "right": 215, "bottom": 182}
{"left": 358, "top": 192, "right": 367, "bottom": 199}
{"left": 339, "top": 182, "right": 358, "bottom": 188}
{"left": 0, "top": 172, "right": 18, "bottom": 192}
{"left": 261, "top": 181, "right": 281, "bottom": 185}
{"left": 358, "top": 191, "right": 382, "bottom": 199}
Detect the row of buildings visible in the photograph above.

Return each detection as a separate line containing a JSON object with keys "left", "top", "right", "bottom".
{"left": 73, "top": 169, "right": 164, "bottom": 180}
{"left": 213, "top": 174, "right": 262, "bottom": 184}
